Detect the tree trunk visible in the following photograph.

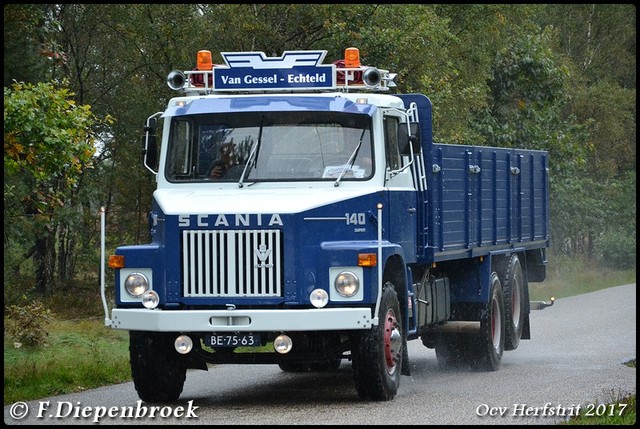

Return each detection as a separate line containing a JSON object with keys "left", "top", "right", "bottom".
{"left": 57, "top": 223, "right": 78, "bottom": 288}
{"left": 34, "top": 231, "right": 56, "bottom": 295}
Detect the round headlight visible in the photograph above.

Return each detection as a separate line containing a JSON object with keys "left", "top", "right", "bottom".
{"left": 124, "top": 272, "right": 149, "bottom": 297}
{"left": 310, "top": 288, "right": 329, "bottom": 308}
{"left": 335, "top": 271, "right": 359, "bottom": 297}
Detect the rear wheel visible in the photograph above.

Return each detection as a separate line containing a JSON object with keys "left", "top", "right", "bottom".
{"left": 352, "top": 283, "right": 403, "bottom": 401}
{"left": 502, "top": 254, "right": 526, "bottom": 350}
{"left": 130, "top": 331, "right": 187, "bottom": 403}
{"left": 467, "top": 273, "right": 505, "bottom": 371}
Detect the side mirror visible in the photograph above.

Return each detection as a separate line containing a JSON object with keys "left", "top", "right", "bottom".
{"left": 144, "top": 135, "right": 158, "bottom": 170}
{"left": 399, "top": 122, "right": 421, "bottom": 155}
{"left": 142, "top": 116, "right": 159, "bottom": 172}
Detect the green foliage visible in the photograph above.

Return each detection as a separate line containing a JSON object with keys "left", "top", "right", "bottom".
{"left": 549, "top": 175, "right": 604, "bottom": 256}
{"left": 540, "top": 4, "right": 636, "bottom": 89}
{"left": 570, "top": 81, "right": 636, "bottom": 177}
{"left": 471, "top": 26, "right": 592, "bottom": 177}
{"left": 2, "top": 4, "right": 59, "bottom": 85}
{"left": 4, "top": 81, "right": 96, "bottom": 186}
{"left": 594, "top": 171, "right": 636, "bottom": 269}
{"left": 4, "top": 79, "right": 112, "bottom": 294}
{"left": 596, "top": 229, "right": 636, "bottom": 270}
{"left": 550, "top": 169, "right": 636, "bottom": 266}
{"left": 3, "top": 79, "right": 103, "bottom": 233}
{"left": 4, "top": 298, "right": 53, "bottom": 348}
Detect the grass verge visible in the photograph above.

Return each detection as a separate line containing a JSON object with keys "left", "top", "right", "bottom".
{"left": 528, "top": 252, "right": 636, "bottom": 301}
{"left": 3, "top": 318, "right": 130, "bottom": 405}
{"left": 563, "top": 360, "right": 636, "bottom": 425}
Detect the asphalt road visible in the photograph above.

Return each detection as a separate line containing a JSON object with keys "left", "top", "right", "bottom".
{"left": 4, "top": 283, "right": 636, "bottom": 425}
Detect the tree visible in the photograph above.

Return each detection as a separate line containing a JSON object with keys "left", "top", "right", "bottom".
{"left": 4, "top": 80, "right": 107, "bottom": 294}
{"left": 471, "top": 26, "right": 591, "bottom": 168}
{"left": 3, "top": 4, "right": 60, "bottom": 86}
{"left": 540, "top": 4, "right": 636, "bottom": 89}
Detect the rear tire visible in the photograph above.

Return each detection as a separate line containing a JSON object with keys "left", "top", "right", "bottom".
{"left": 502, "top": 254, "right": 526, "bottom": 350}
{"left": 467, "top": 273, "right": 505, "bottom": 371}
{"left": 130, "top": 331, "right": 187, "bottom": 403}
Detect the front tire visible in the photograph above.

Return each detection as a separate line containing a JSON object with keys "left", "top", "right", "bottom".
{"left": 352, "top": 283, "right": 403, "bottom": 401}
{"left": 130, "top": 331, "right": 187, "bottom": 403}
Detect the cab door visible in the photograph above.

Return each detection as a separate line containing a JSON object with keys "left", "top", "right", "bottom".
{"left": 383, "top": 114, "right": 417, "bottom": 264}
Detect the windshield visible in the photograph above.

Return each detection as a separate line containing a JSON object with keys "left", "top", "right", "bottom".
{"left": 165, "top": 111, "right": 373, "bottom": 182}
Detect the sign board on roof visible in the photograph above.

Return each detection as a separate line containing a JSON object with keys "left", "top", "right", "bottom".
{"left": 214, "top": 51, "right": 336, "bottom": 91}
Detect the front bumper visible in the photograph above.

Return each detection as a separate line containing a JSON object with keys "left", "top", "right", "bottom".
{"left": 109, "top": 307, "right": 375, "bottom": 332}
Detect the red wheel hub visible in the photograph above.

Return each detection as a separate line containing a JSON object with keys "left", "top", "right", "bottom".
{"left": 383, "top": 310, "right": 401, "bottom": 373}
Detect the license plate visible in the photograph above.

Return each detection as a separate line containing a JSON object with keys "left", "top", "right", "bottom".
{"left": 206, "top": 334, "right": 261, "bottom": 347}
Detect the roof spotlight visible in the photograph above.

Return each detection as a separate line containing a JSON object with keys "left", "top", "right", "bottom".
{"left": 167, "top": 70, "right": 186, "bottom": 90}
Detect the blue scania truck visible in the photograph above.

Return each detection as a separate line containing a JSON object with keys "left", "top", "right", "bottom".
{"left": 100, "top": 47, "right": 553, "bottom": 402}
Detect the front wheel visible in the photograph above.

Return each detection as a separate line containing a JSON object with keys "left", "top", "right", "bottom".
{"left": 351, "top": 283, "right": 403, "bottom": 401}
{"left": 130, "top": 331, "right": 187, "bottom": 403}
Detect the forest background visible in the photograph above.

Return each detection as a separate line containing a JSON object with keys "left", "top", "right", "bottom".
{"left": 3, "top": 4, "right": 636, "bottom": 315}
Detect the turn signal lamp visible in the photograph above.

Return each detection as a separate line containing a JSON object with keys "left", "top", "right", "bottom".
{"left": 344, "top": 47, "right": 360, "bottom": 68}
{"left": 108, "top": 255, "right": 125, "bottom": 269}
{"left": 358, "top": 253, "right": 377, "bottom": 267}
{"left": 197, "top": 50, "right": 213, "bottom": 70}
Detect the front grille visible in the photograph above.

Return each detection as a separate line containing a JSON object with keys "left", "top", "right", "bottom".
{"left": 182, "top": 229, "right": 282, "bottom": 298}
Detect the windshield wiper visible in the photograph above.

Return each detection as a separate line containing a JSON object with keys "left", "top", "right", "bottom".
{"left": 238, "top": 116, "right": 264, "bottom": 188}
{"left": 334, "top": 129, "right": 365, "bottom": 187}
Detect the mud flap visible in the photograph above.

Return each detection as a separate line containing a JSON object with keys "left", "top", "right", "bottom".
{"left": 401, "top": 336, "right": 410, "bottom": 375}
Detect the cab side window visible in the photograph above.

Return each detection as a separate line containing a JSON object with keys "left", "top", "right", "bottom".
{"left": 383, "top": 116, "right": 401, "bottom": 171}
{"left": 167, "top": 119, "right": 193, "bottom": 178}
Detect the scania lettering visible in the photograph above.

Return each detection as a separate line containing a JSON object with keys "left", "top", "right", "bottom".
{"left": 177, "top": 213, "right": 284, "bottom": 228}
{"left": 100, "top": 47, "right": 554, "bottom": 403}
